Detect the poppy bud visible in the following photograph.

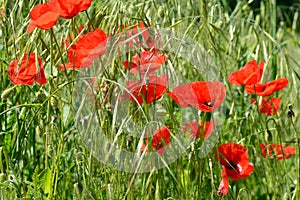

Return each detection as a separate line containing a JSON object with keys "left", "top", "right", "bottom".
{"left": 19, "top": 107, "right": 26, "bottom": 120}
{"left": 126, "top": 137, "right": 133, "bottom": 147}
{"left": 1, "top": 86, "right": 15, "bottom": 99}
{"left": 156, "top": 108, "right": 167, "bottom": 118}
{"left": 0, "top": 173, "right": 6, "bottom": 183}
{"left": 265, "top": 130, "right": 272, "bottom": 142}
{"left": 51, "top": 115, "right": 58, "bottom": 123}
{"left": 50, "top": 96, "right": 58, "bottom": 109}
{"left": 35, "top": 91, "right": 42, "bottom": 98}
{"left": 287, "top": 110, "right": 295, "bottom": 118}
{"left": 287, "top": 104, "right": 295, "bottom": 118}
{"left": 158, "top": 6, "right": 165, "bottom": 18}
{"left": 35, "top": 126, "right": 41, "bottom": 137}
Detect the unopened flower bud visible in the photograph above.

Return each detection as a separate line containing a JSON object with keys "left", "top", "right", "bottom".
{"left": 50, "top": 96, "right": 58, "bottom": 109}
{"left": 1, "top": 87, "right": 15, "bottom": 99}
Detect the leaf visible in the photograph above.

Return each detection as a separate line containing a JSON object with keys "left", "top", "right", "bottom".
{"left": 63, "top": 104, "right": 70, "bottom": 125}
{"left": 38, "top": 168, "right": 52, "bottom": 195}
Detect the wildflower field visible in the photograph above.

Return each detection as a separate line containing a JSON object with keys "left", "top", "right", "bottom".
{"left": 0, "top": 0, "right": 300, "bottom": 199}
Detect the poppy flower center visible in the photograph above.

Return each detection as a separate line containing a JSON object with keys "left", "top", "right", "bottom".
{"left": 147, "top": 37, "right": 153, "bottom": 44}
{"left": 226, "top": 162, "right": 238, "bottom": 169}
{"left": 259, "top": 85, "right": 266, "bottom": 91}
{"left": 145, "top": 78, "right": 150, "bottom": 85}
{"left": 203, "top": 101, "right": 214, "bottom": 107}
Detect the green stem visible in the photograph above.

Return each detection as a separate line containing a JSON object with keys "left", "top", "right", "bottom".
{"left": 45, "top": 29, "right": 55, "bottom": 168}
{"left": 271, "top": 0, "right": 277, "bottom": 80}
{"left": 289, "top": 117, "right": 299, "bottom": 199}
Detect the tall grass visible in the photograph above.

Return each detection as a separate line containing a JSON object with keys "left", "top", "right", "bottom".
{"left": 0, "top": 0, "right": 299, "bottom": 199}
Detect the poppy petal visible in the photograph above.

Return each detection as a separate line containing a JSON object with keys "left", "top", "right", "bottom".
{"left": 141, "top": 126, "right": 171, "bottom": 155}
{"left": 57, "top": 0, "right": 92, "bottom": 19}
{"left": 124, "top": 74, "right": 169, "bottom": 104}
{"left": 260, "top": 143, "right": 296, "bottom": 161}
{"left": 245, "top": 78, "right": 288, "bottom": 96}
{"left": 283, "top": 146, "right": 297, "bottom": 160}
{"left": 228, "top": 60, "right": 264, "bottom": 86}
{"left": 60, "top": 29, "right": 107, "bottom": 70}
{"left": 27, "top": 2, "right": 59, "bottom": 33}
{"left": 122, "top": 50, "right": 167, "bottom": 74}
{"left": 251, "top": 98, "right": 281, "bottom": 115}
{"left": 218, "top": 167, "right": 230, "bottom": 196}
{"left": 7, "top": 53, "right": 47, "bottom": 85}
{"left": 236, "top": 160, "right": 254, "bottom": 178}
{"left": 182, "top": 120, "right": 216, "bottom": 139}
{"left": 215, "top": 142, "right": 253, "bottom": 180}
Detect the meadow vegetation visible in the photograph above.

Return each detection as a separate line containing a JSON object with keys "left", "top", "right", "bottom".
{"left": 0, "top": 0, "right": 299, "bottom": 199}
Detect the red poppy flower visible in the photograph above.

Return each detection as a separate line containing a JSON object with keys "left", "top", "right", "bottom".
{"left": 122, "top": 50, "right": 167, "bottom": 74}
{"left": 250, "top": 98, "right": 281, "bottom": 115}
{"left": 215, "top": 142, "right": 254, "bottom": 180}
{"left": 215, "top": 142, "right": 254, "bottom": 196}
{"left": 245, "top": 78, "right": 288, "bottom": 96}
{"left": 7, "top": 53, "right": 47, "bottom": 85}
{"left": 56, "top": 0, "right": 92, "bottom": 19}
{"left": 141, "top": 126, "right": 171, "bottom": 155}
{"left": 123, "top": 74, "right": 168, "bottom": 104}
{"left": 260, "top": 143, "right": 296, "bottom": 161}
{"left": 182, "top": 120, "right": 216, "bottom": 139}
{"left": 60, "top": 29, "right": 107, "bottom": 70}
{"left": 27, "top": 1, "right": 60, "bottom": 33}
{"left": 119, "top": 21, "right": 161, "bottom": 50}
{"left": 167, "top": 81, "right": 226, "bottom": 112}
{"left": 228, "top": 60, "right": 264, "bottom": 86}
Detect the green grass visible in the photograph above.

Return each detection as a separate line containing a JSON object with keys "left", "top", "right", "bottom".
{"left": 0, "top": 0, "right": 300, "bottom": 199}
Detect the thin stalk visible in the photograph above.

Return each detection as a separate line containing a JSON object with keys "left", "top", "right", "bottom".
{"left": 270, "top": 0, "right": 277, "bottom": 80}
{"left": 45, "top": 29, "right": 56, "bottom": 168}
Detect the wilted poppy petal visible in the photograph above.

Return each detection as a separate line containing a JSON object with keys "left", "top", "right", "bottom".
{"left": 251, "top": 98, "right": 281, "bottom": 115}
{"left": 245, "top": 78, "right": 288, "bottom": 96}
{"left": 228, "top": 60, "right": 264, "bottom": 86}
{"left": 260, "top": 143, "right": 296, "bottom": 161}
{"left": 218, "top": 167, "right": 229, "bottom": 196}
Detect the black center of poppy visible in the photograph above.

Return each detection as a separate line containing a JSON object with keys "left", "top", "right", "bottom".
{"left": 227, "top": 162, "right": 238, "bottom": 169}
{"left": 147, "top": 37, "right": 153, "bottom": 44}
{"left": 203, "top": 101, "right": 214, "bottom": 107}
{"left": 258, "top": 85, "right": 266, "bottom": 92}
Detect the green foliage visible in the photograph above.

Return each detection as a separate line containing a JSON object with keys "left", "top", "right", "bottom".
{"left": 0, "top": 0, "right": 299, "bottom": 199}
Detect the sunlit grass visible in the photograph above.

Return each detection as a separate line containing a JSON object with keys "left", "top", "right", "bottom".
{"left": 0, "top": 0, "right": 299, "bottom": 199}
